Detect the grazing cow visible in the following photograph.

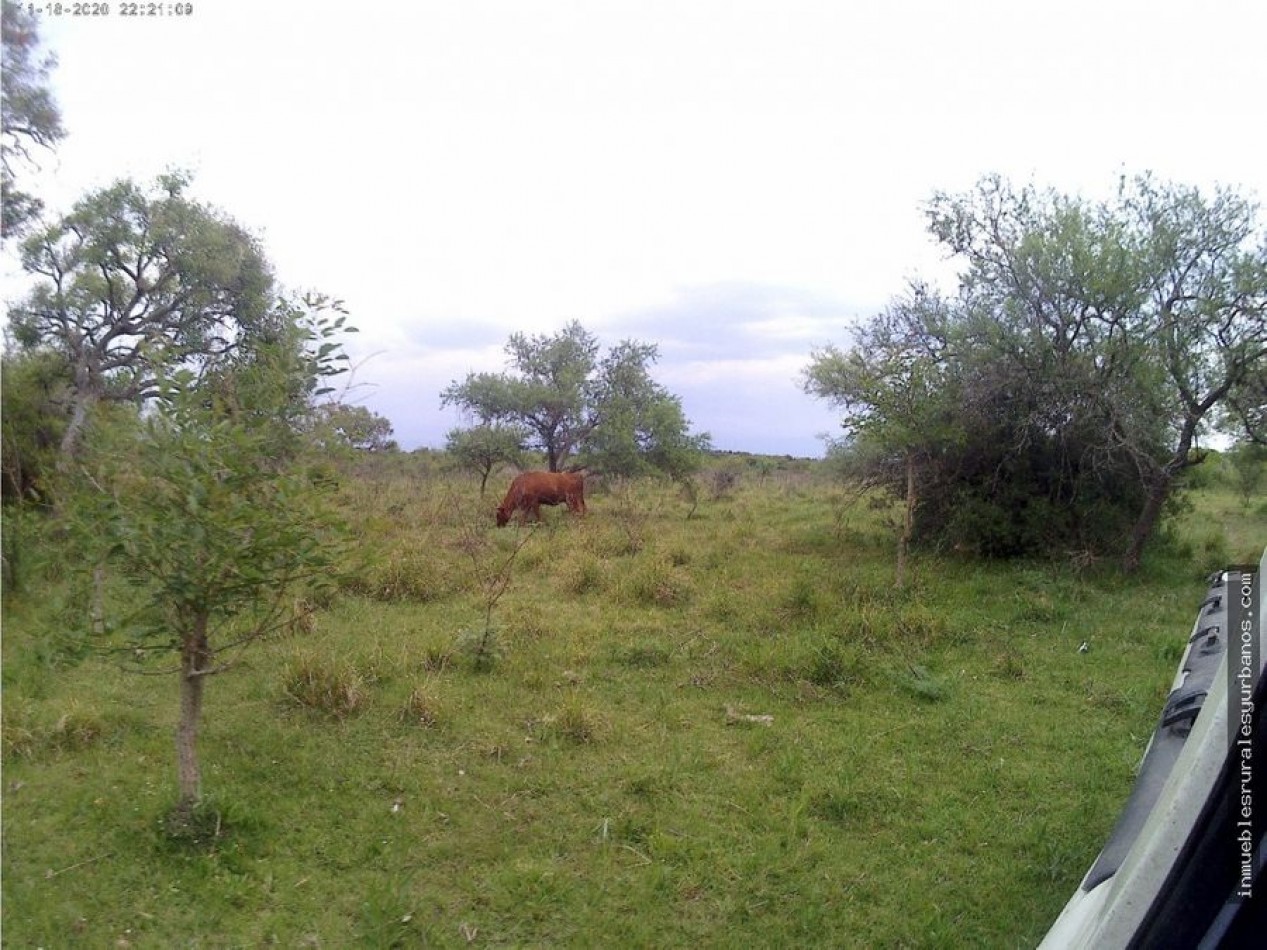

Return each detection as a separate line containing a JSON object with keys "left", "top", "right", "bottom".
{"left": 495, "top": 470, "right": 587, "bottom": 526}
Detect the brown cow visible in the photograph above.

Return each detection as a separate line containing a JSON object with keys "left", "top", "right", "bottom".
{"left": 495, "top": 470, "right": 587, "bottom": 526}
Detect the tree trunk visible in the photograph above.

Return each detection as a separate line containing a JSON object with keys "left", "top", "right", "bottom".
{"left": 896, "top": 452, "right": 917, "bottom": 589}
{"left": 1122, "top": 475, "right": 1171, "bottom": 574}
{"left": 176, "top": 613, "right": 212, "bottom": 811}
{"left": 1122, "top": 420, "right": 1202, "bottom": 573}
{"left": 57, "top": 386, "right": 97, "bottom": 469}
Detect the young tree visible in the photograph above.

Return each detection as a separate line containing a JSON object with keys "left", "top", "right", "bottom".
{"left": 445, "top": 423, "right": 528, "bottom": 494}
{"left": 71, "top": 297, "right": 352, "bottom": 819}
{"left": 313, "top": 402, "right": 397, "bottom": 452}
{"left": 804, "top": 285, "right": 960, "bottom": 586}
{"left": 1227, "top": 441, "right": 1267, "bottom": 507}
{"left": 441, "top": 320, "right": 709, "bottom": 476}
{"left": 8, "top": 172, "right": 274, "bottom": 463}
{"left": 1, "top": 0, "right": 65, "bottom": 240}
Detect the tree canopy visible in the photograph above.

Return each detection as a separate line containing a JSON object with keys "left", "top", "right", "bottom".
{"left": 442, "top": 320, "right": 710, "bottom": 478}
{"left": 1, "top": 0, "right": 65, "bottom": 240}
{"left": 314, "top": 402, "right": 398, "bottom": 453}
{"left": 807, "top": 174, "right": 1267, "bottom": 571}
{"left": 8, "top": 172, "right": 276, "bottom": 462}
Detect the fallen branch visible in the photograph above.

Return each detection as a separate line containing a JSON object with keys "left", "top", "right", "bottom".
{"left": 45, "top": 852, "right": 113, "bottom": 878}
{"left": 725, "top": 705, "right": 774, "bottom": 726}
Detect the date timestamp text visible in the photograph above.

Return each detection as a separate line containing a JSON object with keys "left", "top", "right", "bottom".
{"left": 25, "top": 3, "right": 195, "bottom": 16}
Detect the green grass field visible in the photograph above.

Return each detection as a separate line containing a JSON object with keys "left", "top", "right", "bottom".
{"left": 3, "top": 459, "right": 1264, "bottom": 947}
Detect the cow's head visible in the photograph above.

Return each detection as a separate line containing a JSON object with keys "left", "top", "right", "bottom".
{"left": 495, "top": 505, "right": 511, "bottom": 527}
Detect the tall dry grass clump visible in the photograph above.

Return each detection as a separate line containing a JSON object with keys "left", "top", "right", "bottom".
{"left": 398, "top": 686, "right": 445, "bottom": 729}
{"left": 281, "top": 653, "right": 368, "bottom": 720}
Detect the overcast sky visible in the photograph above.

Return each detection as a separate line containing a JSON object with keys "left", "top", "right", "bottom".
{"left": 12, "top": 0, "right": 1267, "bottom": 456}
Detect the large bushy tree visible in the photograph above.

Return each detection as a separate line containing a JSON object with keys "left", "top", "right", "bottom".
{"left": 808, "top": 174, "right": 1267, "bottom": 571}
{"left": 929, "top": 174, "right": 1267, "bottom": 570}
{"left": 8, "top": 172, "right": 274, "bottom": 463}
{"left": 442, "top": 320, "right": 709, "bottom": 478}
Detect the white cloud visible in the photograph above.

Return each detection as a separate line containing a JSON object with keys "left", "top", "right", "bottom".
{"left": 14, "top": 0, "right": 1267, "bottom": 457}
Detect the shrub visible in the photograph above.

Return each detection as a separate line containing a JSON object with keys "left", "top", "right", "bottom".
{"left": 534, "top": 701, "right": 605, "bottom": 745}
{"left": 831, "top": 607, "right": 886, "bottom": 649}
{"left": 419, "top": 645, "right": 453, "bottom": 674}
{"left": 993, "top": 641, "right": 1027, "bottom": 680}
{"left": 602, "top": 477, "right": 681, "bottom": 554}
{"left": 2, "top": 701, "right": 107, "bottom": 758}
{"left": 893, "top": 605, "right": 953, "bottom": 649}
{"left": 455, "top": 624, "right": 503, "bottom": 672}
{"left": 503, "top": 603, "right": 552, "bottom": 642}
{"left": 398, "top": 687, "right": 443, "bottom": 729}
{"left": 345, "top": 543, "right": 462, "bottom": 603}
{"left": 709, "top": 467, "right": 740, "bottom": 500}
{"left": 47, "top": 703, "right": 107, "bottom": 752}
{"left": 560, "top": 557, "right": 607, "bottom": 596}
{"left": 1, "top": 701, "right": 39, "bottom": 758}
{"left": 892, "top": 664, "right": 950, "bottom": 703}
{"left": 620, "top": 557, "right": 692, "bottom": 608}
{"left": 780, "top": 573, "right": 826, "bottom": 620}
{"left": 281, "top": 654, "right": 368, "bottom": 719}
{"left": 803, "top": 642, "right": 856, "bottom": 690}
